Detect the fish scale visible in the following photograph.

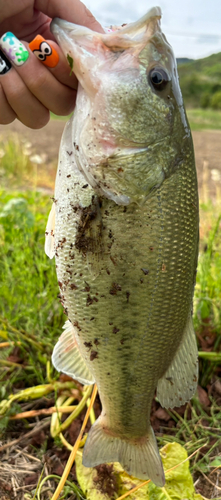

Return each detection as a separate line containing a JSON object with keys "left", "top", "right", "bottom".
{"left": 53, "top": 143, "right": 198, "bottom": 433}
{"left": 46, "top": 6, "right": 199, "bottom": 486}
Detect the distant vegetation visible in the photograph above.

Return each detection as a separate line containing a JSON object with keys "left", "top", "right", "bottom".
{"left": 177, "top": 51, "right": 221, "bottom": 109}
{"left": 176, "top": 57, "right": 194, "bottom": 66}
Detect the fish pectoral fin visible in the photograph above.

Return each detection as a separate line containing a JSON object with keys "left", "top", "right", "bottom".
{"left": 157, "top": 314, "right": 198, "bottom": 408}
{"left": 45, "top": 203, "right": 55, "bottom": 259}
{"left": 83, "top": 416, "right": 165, "bottom": 486}
{"left": 52, "top": 320, "right": 95, "bottom": 385}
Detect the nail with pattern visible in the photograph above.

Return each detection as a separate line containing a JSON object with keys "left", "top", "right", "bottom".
{"left": 0, "top": 32, "right": 29, "bottom": 66}
{"left": 0, "top": 49, "right": 12, "bottom": 75}
{"left": 29, "top": 35, "right": 59, "bottom": 68}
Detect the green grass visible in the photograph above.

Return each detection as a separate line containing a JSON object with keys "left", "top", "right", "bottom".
{"left": 194, "top": 206, "right": 221, "bottom": 334}
{"left": 187, "top": 108, "right": 221, "bottom": 131}
{"left": 0, "top": 189, "right": 64, "bottom": 393}
{"left": 157, "top": 397, "right": 221, "bottom": 476}
{"left": 0, "top": 135, "right": 34, "bottom": 187}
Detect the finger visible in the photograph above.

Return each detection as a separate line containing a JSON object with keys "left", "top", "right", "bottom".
{"left": 29, "top": 35, "right": 78, "bottom": 89}
{"left": 0, "top": 82, "right": 16, "bottom": 124}
{"left": 36, "top": 0, "right": 104, "bottom": 34}
{"left": 1, "top": 67, "right": 50, "bottom": 128}
{"left": 0, "top": 33, "right": 76, "bottom": 116}
{"left": 0, "top": 49, "right": 16, "bottom": 124}
{"left": 0, "top": 46, "right": 49, "bottom": 128}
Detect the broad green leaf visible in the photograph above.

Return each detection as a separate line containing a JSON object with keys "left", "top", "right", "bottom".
{"left": 149, "top": 442, "right": 203, "bottom": 500}
{"left": 75, "top": 442, "right": 204, "bottom": 500}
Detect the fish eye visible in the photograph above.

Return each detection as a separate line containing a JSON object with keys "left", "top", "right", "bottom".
{"left": 149, "top": 67, "right": 169, "bottom": 91}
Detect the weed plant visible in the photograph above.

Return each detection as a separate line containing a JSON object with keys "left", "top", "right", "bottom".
{"left": 193, "top": 202, "right": 221, "bottom": 385}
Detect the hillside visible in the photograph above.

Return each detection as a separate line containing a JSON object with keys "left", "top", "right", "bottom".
{"left": 177, "top": 51, "right": 221, "bottom": 108}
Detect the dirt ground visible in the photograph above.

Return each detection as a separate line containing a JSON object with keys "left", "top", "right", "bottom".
{"left": 1, "top": 119, "right": 221, "bottom": 202}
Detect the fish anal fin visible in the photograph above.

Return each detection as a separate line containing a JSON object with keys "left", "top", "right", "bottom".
{"left": 157, "top": 314, "right": 198, "bottom": 408}
{"left": 52, "top": 320, "right": 95, "bottom": 385}
{"left": 45, "top": 203, "right": 55, "bottom": 259}
{"left": 83, "top": 415, "right": 165, "bottom": 486}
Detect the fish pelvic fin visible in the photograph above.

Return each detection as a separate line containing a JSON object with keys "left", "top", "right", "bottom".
{"left": 83, "top": 416, "right": 165, "bottom": 486}
{"left": 52, "top": 320, "right": 95, "bottom": 385}
{"left": 157, "top": 313, "right": 198, "bottom": 408}
{"left": 45, "top": 203, "right": 55, "bottom": 259}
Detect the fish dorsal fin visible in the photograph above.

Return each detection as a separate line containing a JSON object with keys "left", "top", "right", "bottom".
{"left": 157, "top": 314, "right": 198, "bottom": 408}
{"left": 52, "top": 320, "right": 95, "bottom": 385}
{"left": 45, "top": 203, "right": 55, "bottom": 259}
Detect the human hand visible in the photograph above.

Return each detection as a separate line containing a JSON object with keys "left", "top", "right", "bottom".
{"left": 0, "top": 0, "right": 103, "bottom": 128}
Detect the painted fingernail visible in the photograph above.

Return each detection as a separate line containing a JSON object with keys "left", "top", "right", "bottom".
{"left": 0, "top": 32, "right": 29, "bottom": 66}
{"left": 0, "top": 49, "right": 12, "bottom": 74}
{"left": 29, "top": 35, "right": 59, "bottom": 68}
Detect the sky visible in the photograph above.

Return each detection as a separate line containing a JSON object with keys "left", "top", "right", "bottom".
{"left": 87, "top": 0, "right": 221, "bottom": 60}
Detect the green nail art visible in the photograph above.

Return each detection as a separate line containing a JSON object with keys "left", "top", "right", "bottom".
{"left": 15, "top": 44, "right": 29, "bottom": 63}
{"left": 0, "top": 32, "right": 29, "bottom": 66}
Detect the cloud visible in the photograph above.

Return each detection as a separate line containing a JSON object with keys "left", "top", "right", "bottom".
{"left": 88, "top": 0, "right": 146, "bottom": 25}
{"left": 197, "top": 34, "right": 220, "bottom": 45}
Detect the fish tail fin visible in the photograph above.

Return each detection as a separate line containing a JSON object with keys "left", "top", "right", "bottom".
{"left": 82, "top": 416, "right": 165, "bottom": 486}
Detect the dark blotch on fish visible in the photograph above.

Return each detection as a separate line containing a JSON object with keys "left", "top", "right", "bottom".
{"left": 84, "top": 341, "right": 92, "bottom": 351}
{"left": 109, "top": 283, "right": 122, "bottom": 295}
{"left": 74, "top": 321, "right": 81, "bottom": 331}
{"left": 90, "top": 350, "right": 98, "bottom": 361}
{"left": 113, "top": 326, "right": 120, "bottom": 334}
{"left": 70, "top": 283, "right": 78, "bottom": 290}
{"left": 75, "top": 197, "right": 103, "bottom": 255}
{"left": 141, "top": 268, "right": 149, "bottom": 275}
{"left": 86, "top": 294, "right": 99, "bottom": 306}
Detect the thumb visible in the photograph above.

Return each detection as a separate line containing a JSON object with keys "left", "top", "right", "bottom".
{"left": 35, "top": 0, "right": 104, "bottom": 33}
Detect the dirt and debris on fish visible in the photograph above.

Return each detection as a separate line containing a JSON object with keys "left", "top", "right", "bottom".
{"left": 45, "top": 6, "right": 199, "bottom": 487}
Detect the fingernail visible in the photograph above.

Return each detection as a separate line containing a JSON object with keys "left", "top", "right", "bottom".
{"left": 0, "top": 32, "right": 29, "bottom": 66}
{"left": 0, "top": 49, "right": 12, "bottom": 74}
{"left": 29, "top": 35, "right": 59, "bottom": 68}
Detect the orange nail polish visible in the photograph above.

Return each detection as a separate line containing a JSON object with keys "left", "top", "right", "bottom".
{"left": 29, "top": 35, "right": 59, "bottom": 68}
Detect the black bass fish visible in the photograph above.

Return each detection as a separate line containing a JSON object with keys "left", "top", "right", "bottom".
{"left": 45, "top": 6, "right": 199, "bottom": 486}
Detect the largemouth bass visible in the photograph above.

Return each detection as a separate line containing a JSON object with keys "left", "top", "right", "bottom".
{"left": 46, "top": 7, "right": 199, "bottom": 487}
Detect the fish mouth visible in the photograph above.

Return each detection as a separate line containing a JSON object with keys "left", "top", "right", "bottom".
{"left": 51, "top": 6, "right": 162, "bottom": 51}
{"left": 51, "top": 6, "right": 162, "bottom": 37}
{"left": 50, "top": 7, "right": 164, "bottom": 100}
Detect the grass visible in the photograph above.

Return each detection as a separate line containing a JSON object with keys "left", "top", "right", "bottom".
{"left": 187, "top": 108, "right": 221, "bottom": 131}
{"left": 0, "top": 130, "right": 221, "bottom": 499}
{"left": 0, "top": 188, "right": 65, "bottom": 394}
{"left": 157, "top": 397, "right": 221, "bottom": 475}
